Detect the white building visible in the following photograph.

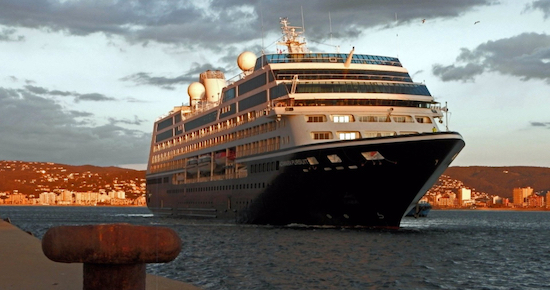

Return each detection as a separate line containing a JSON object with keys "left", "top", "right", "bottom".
{"left": 457, "top": 188, "right": 472, "bottom": 206}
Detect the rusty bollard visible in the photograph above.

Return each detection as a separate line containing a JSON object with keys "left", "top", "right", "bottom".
{"left": 42, "top": 223, "right": 181, "bottom": 290}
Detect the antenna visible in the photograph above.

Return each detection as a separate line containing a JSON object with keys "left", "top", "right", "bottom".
{"left": 329, "top": 12, "right": 332, "bottom": 48}
{"left": 301, "top": 6, "right": 305, "bottom": 34}
{"left": 395, "top": 12, "right": 399, "bottom": 57}
{"left": 260, "top": 10, "right": 264, "bottom": 53}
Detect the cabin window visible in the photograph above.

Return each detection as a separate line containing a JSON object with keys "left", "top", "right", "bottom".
{"left": 222, "top": 87, "right": 236, "bottom": 103}
{"left": 238, "top": 73, "right": 266, "bottom": 96}
{"left": 359, "top": 115, "right": 390, "bottom": 122}
{"left": 338, "top": 131, "right": 360, "bottom": 140}
{"left": 311, "top": 132, "right": 332, "bottom": 140}
{"left": 155, "top": 129, "right": 173, "bottom": 143}
{"left": 239, "top": 91, "right": 267, "bottom": 111}
{"left": 415, "top": 116, "right": 432, "bottom": 123}
{"left": 157, "top": 117, "right": 173, "bottom": 131}
{"left": 269, "top": 84, "right": 289, "bottom": 100}
{"left": 332, "top": 115, "right": 353, "bottom": 123}
{"left": 392, "top": 115, "right": 414, "bottom": 123}
{"left": 306, "top": 115, "right": 326, "bottom": 122}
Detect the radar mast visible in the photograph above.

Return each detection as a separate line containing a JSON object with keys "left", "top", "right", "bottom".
{"left": 278, "top": 18, "right": 308, "bottom": 53}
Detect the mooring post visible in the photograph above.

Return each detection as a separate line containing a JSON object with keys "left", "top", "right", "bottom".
{"left": 42, "top": 223, "right": 181, "bottom": 290}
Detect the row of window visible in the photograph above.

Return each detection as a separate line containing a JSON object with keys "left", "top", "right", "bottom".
{"left": 146, "top": 177, "right": 169, "bottom": 185}
{"left": 312, "top": 131, "right": 423, "bottom": 140}
{"left": 164, "top": 180, "right": 270, "bottom": 195}
{"left": 154, "top": 109, "right": 275, "bottom": 153}
{"left": 289, "top": 82, "right": 431, "bottom": 96}
{"left": 260, "top": 53, "right": 402, "bottom": 67}
{"left": 236, "top": 137, "right": 281, "bottom": 158}
{"left": 186, "top": 182, "right": 267, "bottom": 193}
{"left": 250, "top": 161, "right": 280, "bottom": 174}
{"left": 278, "top": 99, "right": 433, "bottom": 109}
{"left": 151, "top": 136, "right": 283, "bottom": 175}
{"left": 151, "top": 120, "right": 280, "bottom": 167}
{"left": 306, "top": 114, "right": 433, "bottom": 124}
{"left": 273, "top": 69, "right": 412, "bottom": 82}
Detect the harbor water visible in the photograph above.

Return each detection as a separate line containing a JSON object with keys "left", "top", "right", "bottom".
{"left": 1, "top": 206, "right": 549, "bottom": 290}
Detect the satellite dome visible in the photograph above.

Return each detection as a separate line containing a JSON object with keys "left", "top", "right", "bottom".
{"left": 187, "top": 82, "right": 205, "bottom": 100}
{"left": 237, "top": 51, "right": 256, "bottom": 71}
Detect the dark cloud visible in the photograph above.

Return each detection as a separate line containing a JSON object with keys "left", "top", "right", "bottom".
{"left": 433, "top": 33, "right": 550, "bottom": 83}
{"left": 120, "top": 72, "right": 189, "bottom": 90}
{"left": 108, "top": 115, "right": 147, "bottom": 126}
{"left": 525, "top": 0, "right": 550, "bottom": 19}
{"left": 0, "top": 87, "right": 150, "bottom": 166}
{"left": 432, "top": 63, "right": 484, "bottom": 82}
{"left": 23, "top": 85, "right": 115, "bottom": 102}
{"left": 75, "top": 93, "right": 116, "bottom": 103}
{"left": 530, "top": 121, "right": 550, "bottom": 127}
{"left": 120, "top": 62, "right": 225, "bottom": 89}
{"left": 0, "top": 0, "right": 496, "bottom": 49}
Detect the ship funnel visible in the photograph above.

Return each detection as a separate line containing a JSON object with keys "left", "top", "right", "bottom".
{"left": 200, "top": 70, "right": 226, "bottom": 103}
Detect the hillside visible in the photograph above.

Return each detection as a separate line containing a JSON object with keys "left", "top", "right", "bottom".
{"left": 2, "top": 160, "right": 549, "bottom": 200}
{"left": 0, "top": 160, "right": 145, "bottom": 198}
{"left": 442, "top": 166, "right": 550, "bottom": 198}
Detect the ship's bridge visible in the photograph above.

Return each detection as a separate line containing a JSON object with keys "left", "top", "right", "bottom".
{"left": 254, "top": 53, "right": 402, "bottom": 70}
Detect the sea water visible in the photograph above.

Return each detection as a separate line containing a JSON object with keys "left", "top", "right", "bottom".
{"left": 2, "top": 206, "right": 549, "bottom": 290}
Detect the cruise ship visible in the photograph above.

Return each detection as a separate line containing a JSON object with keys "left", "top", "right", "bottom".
{"left": 145, "top": 18, "right": 465, "bottom": 228}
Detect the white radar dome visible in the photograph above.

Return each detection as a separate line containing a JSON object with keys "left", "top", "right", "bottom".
{"left": 237, "top": 51, "right": 256, "bottom": 71}
{"left": 188, "top": 82, "right": 205, "bottom": 100}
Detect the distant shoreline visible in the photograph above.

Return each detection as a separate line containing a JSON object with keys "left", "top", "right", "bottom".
{"left": 433, "top": 207, "right": 550, "bottom": 212}
{"left": 0, "top": 204, "right": 146, "bottom": 207}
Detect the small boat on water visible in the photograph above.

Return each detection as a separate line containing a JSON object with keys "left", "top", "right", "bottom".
{"left": 406, "top": 202, "right": 432, "bottom": 218}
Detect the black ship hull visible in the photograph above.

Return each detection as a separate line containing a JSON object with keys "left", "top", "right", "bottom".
{"left": 147, "top": 132, "right": 464, "bottom": 228}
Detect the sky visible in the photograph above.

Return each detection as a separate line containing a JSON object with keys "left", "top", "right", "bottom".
{"left": 1, "top": 0, "right": 549, "bottom": 169}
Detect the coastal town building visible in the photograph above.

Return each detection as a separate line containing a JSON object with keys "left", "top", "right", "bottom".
{"left": 527, "top": 194, "right": 545, "bottom": 208}
{"left": 457, "top": 188, "right": 472, "bottom": 206}
{"left": 513, "top": 187, "right": 533, "bottom": 207}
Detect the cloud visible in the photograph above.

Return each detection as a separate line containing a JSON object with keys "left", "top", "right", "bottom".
{"left": 75, "top": 93, "right": 115, "bottom": 103}
{"left": 0, "top": 87, "right": 150, "bottom": 166}
{"left": 108, "top": 115, "right": 147, "bottom": 126}
{"left": 432, "top": 63, "right": 484, "bottom": 82}
{"left": 0, "top": 0, "right": 497, "bottom": 48}
{"left": 433, "top": 33, "right": 550, "bottom": 83}
{"left": 23, "top": 85, "right": 115, "bottom": 102}
{"left": 530, "top": 121, "right": 550, "bottom": 127}
{"left": 525, "top": 0, "right": 550, "bottom": 19}
{"left": 0, "top": 27, "right": 24, "bottom": 42}
{"left": 120, "top": 72, "right": 189, "bottom": 90}
{"left": 120, "top": 62, "right": 224, "bottom": 89}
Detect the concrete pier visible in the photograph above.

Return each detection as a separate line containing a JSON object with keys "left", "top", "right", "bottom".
{"left": 0, "top": 220, "right": 201, "bottom": 290}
